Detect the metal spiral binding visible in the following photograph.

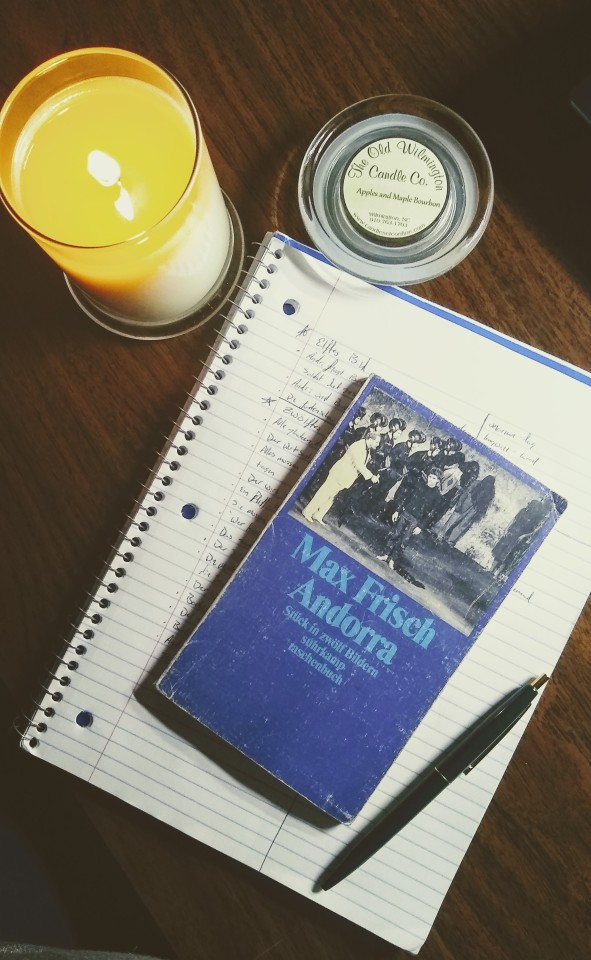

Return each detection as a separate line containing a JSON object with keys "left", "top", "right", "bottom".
{"left": 23, "top": 233, "right": 285, "bottom": 749}
{"left": 227, "top": 298, "right": 256, "bottom": 320}
{"left": 234, "top": 284, "right": 263, "bottom": 305}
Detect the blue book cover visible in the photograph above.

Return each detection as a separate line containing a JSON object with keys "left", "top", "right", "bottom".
{"left": 157, "top": 376, "right": 565, "bottom": 823}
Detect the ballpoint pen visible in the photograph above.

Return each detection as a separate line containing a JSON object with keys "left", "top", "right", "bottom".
{"left": 320, "top": 673, "right": 549, "bottom": 890}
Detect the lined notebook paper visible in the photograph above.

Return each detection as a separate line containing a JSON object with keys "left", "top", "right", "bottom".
{"left": 24, "top": 232, "right": 591, "bottom": 953}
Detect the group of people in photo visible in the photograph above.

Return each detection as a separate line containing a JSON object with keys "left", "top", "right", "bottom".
{"left": 301, "top": 402, "right": 497, "bottom": 575}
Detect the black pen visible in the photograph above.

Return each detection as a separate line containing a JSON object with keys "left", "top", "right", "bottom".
{"left": 320, "top": 674, "right": 549, "bottom": 890}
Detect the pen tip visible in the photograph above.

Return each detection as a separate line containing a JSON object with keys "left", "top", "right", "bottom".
{"left": 318, "top": 873, "right": 337, "bottom": 891}
{"left": 531, "top": 673, "right": 549, "bottom": 690}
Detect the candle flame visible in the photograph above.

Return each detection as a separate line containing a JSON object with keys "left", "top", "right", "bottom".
{"left": 87, "top": 149, "right": 135, "bottom": 222}
{"left": 87, "top": 149, "right": 120, "bottom": 186}
{"left": 114, "top": 187, "right": 134, "bottom": 222}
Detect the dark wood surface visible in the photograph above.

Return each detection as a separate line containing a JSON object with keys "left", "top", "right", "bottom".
{"left": 1, "top": 1, "right": 590, "bottom": 958}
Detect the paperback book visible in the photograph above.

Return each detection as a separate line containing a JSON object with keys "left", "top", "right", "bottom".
{"left": 157, "top": 375, "right": 564, "bottom": 823}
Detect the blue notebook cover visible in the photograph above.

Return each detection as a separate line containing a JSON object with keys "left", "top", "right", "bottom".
{"left": 157, "top": 375, "right": 564, "bottom": 822}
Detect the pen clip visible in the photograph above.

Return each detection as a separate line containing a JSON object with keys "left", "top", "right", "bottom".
{"left": 462, "top": 709, "right": 529, "bottom": 774}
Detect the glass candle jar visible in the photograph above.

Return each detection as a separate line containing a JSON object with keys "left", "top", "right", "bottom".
{"left": 299, "top": 94, "right": 493, "bottom": 286}
{"left": 0, "top": 47, "right": 244, "bottom": 338}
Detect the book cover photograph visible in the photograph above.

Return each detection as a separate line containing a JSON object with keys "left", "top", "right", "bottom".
{"left": 157, "top": 375, "right": 565, "bottom": 823}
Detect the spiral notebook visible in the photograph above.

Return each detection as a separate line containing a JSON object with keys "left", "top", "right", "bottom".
{"left": 23, "top": 232, "right": 591, "bottom": 953}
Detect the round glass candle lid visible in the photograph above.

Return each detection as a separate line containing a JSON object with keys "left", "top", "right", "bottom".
{"left": 298, "top": 95, "right": 493, "bottom": 286}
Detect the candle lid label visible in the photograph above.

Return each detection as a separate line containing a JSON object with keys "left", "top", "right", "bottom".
{"left": 342, "top": 137, "right": 448, "bottom": 240}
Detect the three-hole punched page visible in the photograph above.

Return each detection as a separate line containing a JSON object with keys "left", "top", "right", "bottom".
{"left": 23, "top": 232, "right": 591, "bottom": 952}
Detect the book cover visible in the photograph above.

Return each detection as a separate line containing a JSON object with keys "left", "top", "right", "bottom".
{"left": 157, "top": 375, "right": 565, "bottom": 823}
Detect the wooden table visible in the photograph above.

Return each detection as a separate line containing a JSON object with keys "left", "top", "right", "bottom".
{"left": 1, "top": 2, "right": 590, "bottom": 958}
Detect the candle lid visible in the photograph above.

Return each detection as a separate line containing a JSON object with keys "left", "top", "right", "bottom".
{"left": 298, "top": 94, "right": 493, "bottom": 286}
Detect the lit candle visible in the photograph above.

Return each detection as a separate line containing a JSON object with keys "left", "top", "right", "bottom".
{"left": 0, "top": 48, "right": 243, "bottom": 336}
